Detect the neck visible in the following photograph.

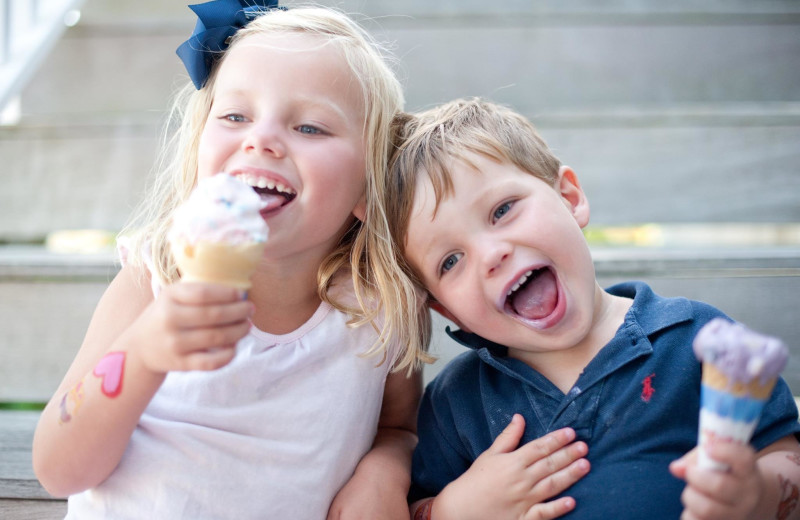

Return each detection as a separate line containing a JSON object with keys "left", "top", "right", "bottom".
{"left": 246, "top": 254, "right": 325, "bottom": 335}
{"left": 518, "top": 283, "right": 633, "bottom": 394}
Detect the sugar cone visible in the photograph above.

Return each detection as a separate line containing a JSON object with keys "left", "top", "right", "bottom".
{"left": 172, "top": 240, "right": 265, "bottom": 290}
{"left": 697, "top": 363, "right": 777, "bottom": 470}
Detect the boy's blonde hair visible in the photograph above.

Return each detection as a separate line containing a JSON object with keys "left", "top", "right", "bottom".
{"left": 121, "top": 7, "right": 427, "bottom": 372}
{"left": 379, "top": 97, "right": 562, "bottom": 355}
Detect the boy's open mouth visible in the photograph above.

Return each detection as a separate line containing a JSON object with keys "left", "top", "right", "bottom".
{"left": 236, "top": 174, "right": 297, "bottom": 212}
{"left": 504, "top": 267, "right": 559, "bottom": 321}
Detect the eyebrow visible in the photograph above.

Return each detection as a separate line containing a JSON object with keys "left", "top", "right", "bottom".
{"left": 213, "top": 87, "right": 355, "bottom": 125}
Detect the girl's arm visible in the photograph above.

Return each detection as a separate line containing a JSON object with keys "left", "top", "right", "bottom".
{"left": 327, "top": 368, "right": 422, "bottom": 520}
{"left": 32, "top": 264, "right": 253, "bottom": 497}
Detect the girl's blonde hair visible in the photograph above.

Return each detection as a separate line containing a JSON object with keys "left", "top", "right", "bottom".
{"left": 120, "top": 7, "right": 428, "bottom": 372}
{"left": 379, "top": 97, "right": 562, "bottom": 356}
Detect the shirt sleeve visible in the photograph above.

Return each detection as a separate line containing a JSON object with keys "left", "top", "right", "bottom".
{"left": 752, "top": 376, "right": 800, "bottom": 451}
{"left": 409, "top": 382, "right": 473, "bottom": 503}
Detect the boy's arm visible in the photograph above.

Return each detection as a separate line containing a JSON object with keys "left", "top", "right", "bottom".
{"left": 32, "top": 264, "right": 251, "bottom": 497}
{"left": 327, "top": 368, "right": 422, "bottom": 520}
{"left": 409, "top": 415, "right": 589, "bottom": 520}
{"left": 672, "top": 435, "right": 800, "bottom": 520}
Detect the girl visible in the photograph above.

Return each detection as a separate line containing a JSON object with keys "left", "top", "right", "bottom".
{"left": 32, "top": 3, "right": 423, "bottom": 518}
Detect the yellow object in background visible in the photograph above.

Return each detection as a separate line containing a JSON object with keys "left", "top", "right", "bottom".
{"left": 45, "top": 230, "right": 117, "bottom": 254}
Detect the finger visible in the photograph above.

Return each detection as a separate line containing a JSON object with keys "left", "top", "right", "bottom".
{"left": 171, "top": 300, "right": 254, "bottom": 329}
{"left": 174, "top": 320, "right": 252, "bottom": 354}
{"left": 526, "top": 440, "right": 589, "bottom": 488}
{"left": 179, "top": 344, "right": 238, "bottom": 371}
{"left": 486, "top": 414, "right": 526, "bottom": 455}
{"left": 524, "top": 496, "right": 576, "bottom": 520}
{"left": 669, "top": 458, "right": 688, "bottom": 480}
{"left": 517, "top": 427, "right": 577, "bottom": 466}
{"left": 680, "top": 480, "right": 737, "bottom": 520}
{"left": 169, "top": 281, "right": 246, "bottom": 305}
{"left": 705, "top": 440, "right": 756, "bottom": 478}
{"left": 529, "top": 456, "right": 590, "bottom": 502}
{"left": 670, "top": 447, "right": 697, "bottom": 480}
{"left": 684, "top": 464, "right": 739, "bottom": 508}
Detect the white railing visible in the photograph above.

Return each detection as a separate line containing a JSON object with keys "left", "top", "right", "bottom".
{"left": 0, "top": 0, "right": 85, "bottom": 121}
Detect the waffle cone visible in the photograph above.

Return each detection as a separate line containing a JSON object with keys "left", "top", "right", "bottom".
{"left": 701, "top": 363, "right": 777, "bottom": 400}
{"left": 172, "top": 240, "right": 265, "bottom": 290}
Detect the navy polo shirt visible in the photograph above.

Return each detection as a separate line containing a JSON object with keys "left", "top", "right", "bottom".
{"left": 410, "top": 282, "right": 800, "bottom": 518}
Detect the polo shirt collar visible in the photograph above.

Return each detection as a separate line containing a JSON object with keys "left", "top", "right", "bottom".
{"left": 445, "top": 281, "right": 695, "bottom": 392}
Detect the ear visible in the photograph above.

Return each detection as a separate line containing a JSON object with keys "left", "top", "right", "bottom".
{"left": 429, "top": 299, "right": 472, "bottom": 333}
{"left": 352, "top": 193, "right": 367, "bottom": 222}
{"left": 558, "top": 165, "right": 590, "bottom": 229}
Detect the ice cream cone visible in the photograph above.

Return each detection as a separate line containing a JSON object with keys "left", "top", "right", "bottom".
{"left": 172, "top": 240, "right": 265, "bottom": 290}
{"left": 693, "top": 318, "right": 788, "bottom": 471}
{"left": 168, "top": 174, "right": 269, "bottom": 291}
{"left": 698, "top": 364, "right": 777, "bottom": 470}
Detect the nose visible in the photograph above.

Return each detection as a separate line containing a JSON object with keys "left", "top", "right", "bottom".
{"left": 242, "top": 120, "right": 286, "bottom": 158}
{"left": 481, "top": 237, "right": 512, "bottom": 277}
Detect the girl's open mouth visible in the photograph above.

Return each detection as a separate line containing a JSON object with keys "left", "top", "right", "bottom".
{"left": 235, "top": 174, "right": 297, "bottom": 213}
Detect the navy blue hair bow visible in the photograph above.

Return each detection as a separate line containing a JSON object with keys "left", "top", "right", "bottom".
{"left": 176, "top": 0, "right": 285, "bottom": 89}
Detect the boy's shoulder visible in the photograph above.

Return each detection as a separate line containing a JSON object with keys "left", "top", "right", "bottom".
{"left": 426, "top": 348, "right": 484, "bottom": 397}
{"left": 608, "top": 280, "right": 727, "bottom": 336}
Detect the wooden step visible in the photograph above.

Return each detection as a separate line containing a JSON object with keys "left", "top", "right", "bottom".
{"left": 2, "top": 244, "right": 798, "bottom": 400}
{"left": 0, "top": 411, "right": 66, "bottom": 518}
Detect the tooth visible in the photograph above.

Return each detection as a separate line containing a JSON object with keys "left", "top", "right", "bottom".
{"left": 276, "top": 183, "right": 287, "bottom": 193}
{"left": 257, "top": 177, "right": 267, "bottom": 188}
{"left": 266, "top": 181, "right": 275, "bottom": 190}
{"left": 507, "top": 270, "right": 535, "bottom": 296}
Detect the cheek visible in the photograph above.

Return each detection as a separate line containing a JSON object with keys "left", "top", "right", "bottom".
{"left": 320, "top": 151, "right": 366, "bottom": 200}
{"left": 196, "top": 132, "right": 217, "bottom": 180}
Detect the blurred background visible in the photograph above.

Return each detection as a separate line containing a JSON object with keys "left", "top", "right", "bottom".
{"left": 1, "top": 0, "right": 799, "bottom": 405}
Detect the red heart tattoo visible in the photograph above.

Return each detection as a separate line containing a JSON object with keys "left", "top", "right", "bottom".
{"left": 93, "top": 351, "right": 126, "bottom": 398}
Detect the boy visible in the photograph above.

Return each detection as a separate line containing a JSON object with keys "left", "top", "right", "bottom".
{"left": 383, "top": 98, "right": 800, "bottom": 519}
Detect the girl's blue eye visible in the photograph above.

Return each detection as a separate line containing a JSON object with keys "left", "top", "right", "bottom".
{"left": 440, "top": 253, "right": 462, "bottom": 275}
{"left": 224, "top": 114, "right": 246, "bottom": 123}
{"left": 298, "top": 125, "right": 322, "bottom": 135}
{"left": 493, "top": 201, "right": 513, "bottom": 222}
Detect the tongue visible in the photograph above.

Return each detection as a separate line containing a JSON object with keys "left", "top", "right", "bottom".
{"left": 258, "top": 193, "right": 288, "bottom": 212}
{"left": 510, "top": 268, "right": 558, "bottom": 320}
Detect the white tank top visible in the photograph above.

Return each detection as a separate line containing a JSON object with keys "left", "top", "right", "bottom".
{"left": 67, "top": 263, "right": 397, "bottom": 519}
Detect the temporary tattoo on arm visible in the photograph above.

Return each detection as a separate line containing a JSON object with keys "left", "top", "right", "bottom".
{"left": 58, "top": 379, "right": 85, "bottom": 424}
{"left": 777, "top": 473, "right": 799, "bottom": 520}
{"left": 92, "top": 351, "right": 126, "bottom": 398}
{"left": 413, "top": 498, "right": 434, "bottom": 520}
{"left": 787, "top": 453, "right": 800, "bottom": 466}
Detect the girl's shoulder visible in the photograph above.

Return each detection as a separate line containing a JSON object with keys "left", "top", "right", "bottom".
{"left": 117, "top": 236, "right": 161, "bottom": 298}
{"left": 325, "top": 268, "right": 406, "bottom": 367}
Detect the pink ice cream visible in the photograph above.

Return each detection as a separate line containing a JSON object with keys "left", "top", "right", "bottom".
{"left": 169, "top": 174, "right": 268, "bottom": 290}
{"left": 169, "top": 173, "right": 268, "bottom": 245}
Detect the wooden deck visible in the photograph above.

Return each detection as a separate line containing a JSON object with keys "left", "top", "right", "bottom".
{"left": 0, "top": 411, "right": 66, "bottom": 518}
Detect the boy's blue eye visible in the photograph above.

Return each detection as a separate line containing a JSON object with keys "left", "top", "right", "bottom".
{"left": 298, "top": 125, "right": 322, "bottom": 135}
{"left": 493, "top": 202, "right": 513, "bottom": 222}
{"left": 440, "top": 253, "right": 462, "bottom": 275}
